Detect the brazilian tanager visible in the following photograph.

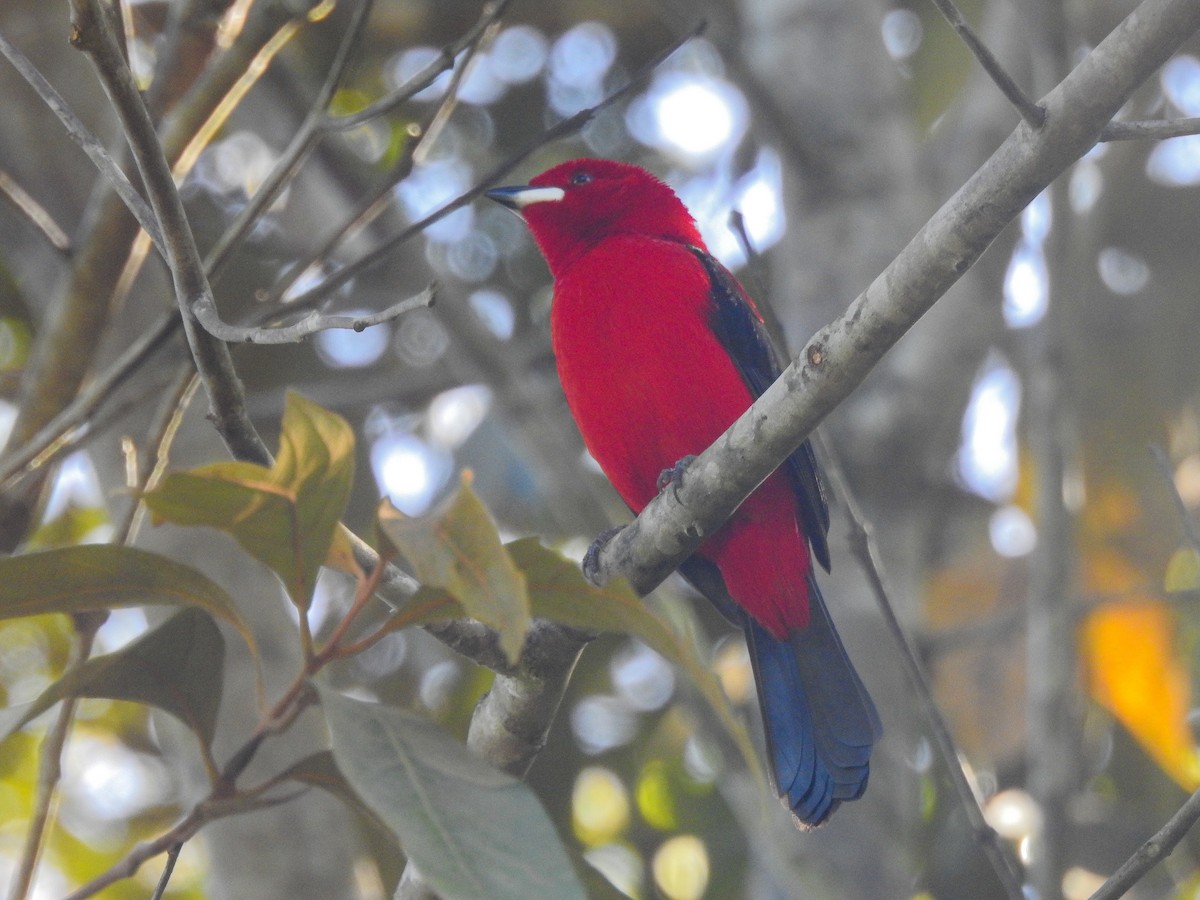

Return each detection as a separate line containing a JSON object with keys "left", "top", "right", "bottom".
{"left": 488, "top": 158, "right": 880, "bottom": 827}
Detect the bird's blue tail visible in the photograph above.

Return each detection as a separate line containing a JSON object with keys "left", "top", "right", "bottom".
{"left": 741, "top": 573, "right": 881, "bottom": 827}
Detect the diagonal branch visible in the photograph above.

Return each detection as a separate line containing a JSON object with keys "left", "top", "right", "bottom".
{"left": 1100, "top": 116, "right": 1200, "bottom": 141}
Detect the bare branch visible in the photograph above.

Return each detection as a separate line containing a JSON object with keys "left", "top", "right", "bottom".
{"left": 0, "top": 169, "right": 71, "bottom": 255}
{"left": 68, "top": 0, "right": 271, "bottom": 465}
{"left": 1101, "top": 116, "right": 1200, "bottom": 141}
{"left": 0, "top": 28, "right": 165, "bottom": 254}
{"left": 192, "top": 284, "right": 434, "bottom": 344}
{"left": 927, "top": 0, "right": 1046, "bottom": 127}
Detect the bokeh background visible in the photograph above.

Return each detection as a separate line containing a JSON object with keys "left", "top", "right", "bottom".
{"left": 1, "top": 0, "right": 1200, "bottom": 897}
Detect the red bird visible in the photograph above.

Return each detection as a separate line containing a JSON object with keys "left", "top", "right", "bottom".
{"left": 488, "top": 158, "right": 880, "bottom": 826}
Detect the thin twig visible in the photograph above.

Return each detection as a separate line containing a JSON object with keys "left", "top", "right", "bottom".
{"left": 6, "top": 619, "right": 103, "bottom": 900}
{"left": 284, "top": 20, "right": 706, "bottom": 311}
{"left": 193, "top": 284, "right": 435, "bottom": 344}
{"left": 149, "top": 843, "right": 182, "bottom": 900}
{"left": 0, "top": 169, "right": 71, "bottom": 255}
{"left": 813, "top": 435, "right": 1028, "bottom": 900}
{"left": 1090, "top": 788, "right": 1200, "bottom": 900}
{"left": 927, "top": 0, "right": 1046, "bottom": 127}
{"left": 0, "top": 28, "right": 165, "bottom": 255}
{"left": 1100, "top": 116, "right": 1200, "bottom": 141}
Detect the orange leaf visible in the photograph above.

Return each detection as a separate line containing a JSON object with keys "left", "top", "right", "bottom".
{"left": 1082, "top": 586, "right": 1200, "bottom": 789}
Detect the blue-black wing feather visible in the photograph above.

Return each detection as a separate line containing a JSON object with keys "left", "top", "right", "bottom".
{"left": 684, "top": 246, "right": 831, "bottom": 572}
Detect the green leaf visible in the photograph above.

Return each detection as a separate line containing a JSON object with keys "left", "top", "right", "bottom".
{"left": 317, "top": 684, "right": 585, "bottom": 900}
{"left": 1, "top": 608, "right": 224, "bottom": 745}
{"left": 507, "top": 538, "right": 762, "bottom": 786}
{"left": 143, "top": 392, "right": 355, "bottom": 607}
{"left": 0, "top": 544, "right": 255, "bottom": 654}
{"left": 378, "top": 477, "right": 530, "bottom": 663}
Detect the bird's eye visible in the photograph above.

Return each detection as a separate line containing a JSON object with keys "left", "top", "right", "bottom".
{"left": 569, "top": 171, "right": 592, "bottom": 185}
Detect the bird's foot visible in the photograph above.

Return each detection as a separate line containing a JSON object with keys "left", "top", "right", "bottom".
{"left": 582, "top": 525, "right": 625, "bottom": 585}
{"left": 656, "top": 454, "right": 698, "bottom": 499}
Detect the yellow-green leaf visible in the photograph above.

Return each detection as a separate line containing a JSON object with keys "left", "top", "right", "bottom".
{"left": 0, "top": 544, "right": 255, "bottom": 655}
{"left": 1164, "top": 546, "right": 1200, "bottom": 593}
{"left": 378, "top": 478, "right": 529, "bottom": 664}
{"left": 143, "top": 392, "right": 355, "bottom": 608}
{"left": 1, "top": 608, "right": 224, "bottom": 746}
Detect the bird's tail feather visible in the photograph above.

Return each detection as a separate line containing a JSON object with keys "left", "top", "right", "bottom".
{"left": 742, "top": 573, "right": 881, "bottom": 827}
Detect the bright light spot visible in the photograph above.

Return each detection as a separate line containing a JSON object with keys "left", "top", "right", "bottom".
{"left": 43, "top": 452, "right": 106, "bottom": 524}
{"left": 1062, "top": 866, "right": 1107, "bottom": 900}
{"left": 571, "top": 694, "right": 638, "bottom": 754}
{"left": 446, "top": 230, "right": 498, "bottom": 281}
{"left": 984, "top": 788, "right": 1042, "bottom": 841}
{"left": 735, "top": 148, "right": 787, "bottom": 253}
{"left": 989, "top": 505, "right": 1037, "bottom": 557}
{"left": 371, "top": 431, "right": 451, "bottom": 515}
{"left": 418, "top": 659, "right": 461, "bottom": 711}
{"left": 637, "top": 759, "right": 679, "bottom": 830}
{"left": 1161, "top": 54, "right": 1200, "bottom": 114}
{"left": 62, "top": 736, "right": 169, "bottom": 824}
{"left": 388, "top": 47, "right": 453, "bottom": 102}
{"left": 457, "top": 52, "right": 506, "bottom": 106}
{"left": 636, "top": 74, "right": 748, "bottom": 160}
{"left": 1021, "top": 190, "right": 1053, "bottom": 244}
{"left": 1174, "top": 453, "right": 1200, "bottom": 508}
{"left": 0, "top": 398, "right": 16, "bottom": 446}
{"left": 394, "top": 308, "right": 450, "bottom": 367}
{"left": 547, "top": 78, "right": 605, "bottom": 117}
{"left": 712, "top": 636, "right": 754, "bottom": 704}
{"left": 611, "top": 641, "right": 675, "bottom": 712}
{"left": 352, "top": 631, "right": 408, "bottom": 680}
{"left": 1069, "top": 160, "right": 1103, "bottom": 214}
{"left": 468, "top": 289, "right": 515, "bottom": 339}
{"left": 584, "top": 844, "right": 643, "bottom": 898}
{"left": 396, "top": 160, "right": 475, "bottom": 243}
{"left": 428, "top": 385, "right": 492, "bottom": 448}
{"left": 572, "top": 767, "right": 631, "bottom": 845}
{"left": 489, "top": 26, "right": 549, "bottom": 84}
{"left": 1004, "top": 241, "right": 1049, "bottom": 328}
{"left": 94, "top": 607, "right": 148, "bottom": 653}
{"left": 882, "top": 9, "right": 924, "bottom": 60}
{"left": 1097, "top": 246, "right": 1150, "bottom": 295}
{"left": 957, "top": 356, "right": 1021, "bottom": 503}
{"left": 197, "top": 131, "right": 280, "bottom": 201}
{"left": 549, "top": 22, "right": 616, "bottom": 90}
{"left": 683, "top": 736, "right": 720, "bottom": 783}
{"left": 652, "top": 835, "right": 710, "bottom": 900}
{"left": 1146, "top": 135, "right": 1200, "bottom": 186}
{"left": 907, "top": 737, "right": 934, "bottom": 773}
{"left": 315, "top": 311, "right": 390, "bottom": 368}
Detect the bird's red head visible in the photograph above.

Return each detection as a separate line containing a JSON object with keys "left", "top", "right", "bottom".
{"left": 487, "top": 158, "right": 705, "bottom": 277}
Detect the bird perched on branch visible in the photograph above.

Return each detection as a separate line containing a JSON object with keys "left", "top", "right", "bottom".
{"left": 488, "top": 158, "right": 880, "bottom": 827}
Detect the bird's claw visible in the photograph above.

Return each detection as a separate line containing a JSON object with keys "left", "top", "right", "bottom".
{"left": 582, "top": 525, "right": 625, "bottom": 585}
{"left": 656, "top": 454, "right": 698, "bottom": 499}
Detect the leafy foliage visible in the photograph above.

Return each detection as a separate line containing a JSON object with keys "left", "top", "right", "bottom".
{"left": 143, "top": 392, "right": 356, "bottom": 608}
{"left": 318, "top": 683, "right": 587, "bottom": 900}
